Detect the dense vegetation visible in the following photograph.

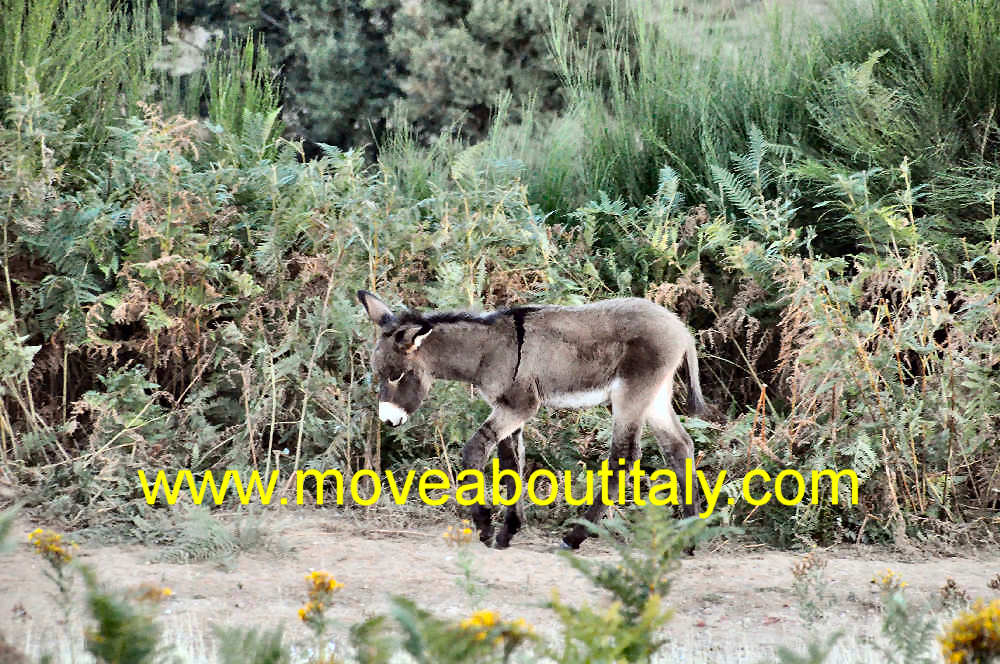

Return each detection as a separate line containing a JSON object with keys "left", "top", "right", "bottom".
{"left": 161, "top": 0, "right": 617, "bottom": 150}
{"left": 1, "top": 0, "right": 997, "bottom": 556}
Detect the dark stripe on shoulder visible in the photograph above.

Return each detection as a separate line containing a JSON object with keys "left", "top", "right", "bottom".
{"left": 508, "top": 306, "right": 540, "bottom": 380}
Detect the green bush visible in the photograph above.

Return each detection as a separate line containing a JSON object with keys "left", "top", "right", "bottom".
{"left": 384, "top": 0, "right": 615, "bottom": 142}
{"left": 158, "top": 0, "right": 617, "bottom": 150}
{"left": 0, "top": 0, "right": 162, "bottom": 164}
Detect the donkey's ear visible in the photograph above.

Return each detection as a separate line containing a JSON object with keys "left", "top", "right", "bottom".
{"left": 357, "top": 290, "right": 393, "bottom": 326}
{"left": 394, "top": 324, "right": 433, "bottom": 353}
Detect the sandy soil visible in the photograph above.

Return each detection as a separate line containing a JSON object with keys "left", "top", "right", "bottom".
{"left": 2, "top": 510, "right": 998, "bottom": 662}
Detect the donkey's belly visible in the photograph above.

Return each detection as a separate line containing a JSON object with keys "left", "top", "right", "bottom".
{"left": 544, "top": 379, "right": 620, "bottom": 409}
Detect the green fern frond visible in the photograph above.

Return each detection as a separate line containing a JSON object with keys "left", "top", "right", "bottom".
{"left": 654, "top": 165, "right": 684, "bottom": 214}
{"left": 711, "top": 164, "right": 759, "bottom": 217}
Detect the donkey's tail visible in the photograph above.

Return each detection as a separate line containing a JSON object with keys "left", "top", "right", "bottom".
{"left": 685, "top": 334, "right": 706, "bottom": 416}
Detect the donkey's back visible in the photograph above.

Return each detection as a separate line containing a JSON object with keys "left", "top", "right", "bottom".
{"left": 515, "top": 297, "right": 703, "bottom": 414}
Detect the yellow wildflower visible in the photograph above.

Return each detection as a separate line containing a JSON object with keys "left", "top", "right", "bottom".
{"left": 939, "top": 599, "right": 1000, "bottom": 664}
{"left": 460, "top": 609, "right": 498, "bottom": 630}
{"left": 27, "top": 528, "right": 77, "bottom": 568}
{"left": 306, "top": 571, "right": 343, "bottom": 598}
{"left": 511, "top": 617, "right": 533, "bottom": 632}
{"left": 299, "top": 600, "right": 325, "bottom": 622}
{"left": 497, "top": 616, "right": 535, "bottom": 647}
{"left": 504, "top": 617, "right": 535, "bottom": 639}
{"left": 871, "top": 568, "right": 906, "bottom": 593}
{"left": 443, "top": 521, "right": 477, "bottom": 546}
{"left": 133, "top": 583, "right": 174, "bottom": 603}
{"left": 458, "top": 611, "right": 535, "bottom": 647}
{"left": 791, "top": 551, "right": 827, "bottom": 580}
{"left": 299, "top": 570, "right": 342, "bottom": 626}
{"left": 460, "top": 609, "right": 498, "bottom": 640}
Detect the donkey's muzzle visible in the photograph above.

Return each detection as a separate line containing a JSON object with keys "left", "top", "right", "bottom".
{"left": 378, "top": 401, "right": 408, "bottom": 426}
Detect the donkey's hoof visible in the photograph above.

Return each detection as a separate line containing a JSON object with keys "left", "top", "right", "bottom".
{"left": 559, "top": 538, "right": 580, "bottom": 551}
{"left": 494, "top": 529, "right": 512, "bottom": 549}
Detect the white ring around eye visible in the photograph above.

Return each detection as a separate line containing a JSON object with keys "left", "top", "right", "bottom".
{"left": 388, "top": 371, "right": 405, "bottom": 386}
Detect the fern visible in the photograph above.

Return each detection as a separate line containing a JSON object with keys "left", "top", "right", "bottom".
{"left": 653, "top": 165, "right": 684, "bottom": 215}
{"left": 450, "top": 143, "right": 487, "bottom": 185}
{"left": 711, "top": 163, "right": 761, "bottom": 219}
{"left": 850, "top": 433, "right": 878, "bottom": 483}
{"left": 732, "top": 125, "right": 771, "bottom": 198}
{"left": 877, "top": 592, "right": 940, "bottom": 664}
{"left": 156, "top": 508, "right": 240, "bottom": 564}
{"left": 0, "top": 309, "right": 41, "bottom": 383}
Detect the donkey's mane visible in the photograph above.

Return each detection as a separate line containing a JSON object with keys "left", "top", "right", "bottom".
{"left": 387, "top": 306, "right": 541, "bottom": 330}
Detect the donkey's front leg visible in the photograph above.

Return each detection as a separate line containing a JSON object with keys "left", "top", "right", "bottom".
{"left": 460, "top": 403, "right": 534, "bottom": 546}
{"left": 460, "top": 424, "right": 500, "bottom": 544}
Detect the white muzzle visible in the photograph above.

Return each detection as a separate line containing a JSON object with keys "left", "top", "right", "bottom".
{"left": 378, "top": 401, "right": 408, "bottom": 426}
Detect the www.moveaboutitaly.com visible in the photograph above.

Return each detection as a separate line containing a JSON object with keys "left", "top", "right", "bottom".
{"left": 137, "top": 459, "right": 859, "bottom": 517}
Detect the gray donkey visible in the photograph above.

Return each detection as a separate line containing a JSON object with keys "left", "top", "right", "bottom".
{"left": 357, "top": 290, "right": 705, "bottom": 550}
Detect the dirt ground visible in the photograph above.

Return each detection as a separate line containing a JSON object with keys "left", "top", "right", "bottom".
{"left": 2, "top": 510, "right": 998, "bottom": 662}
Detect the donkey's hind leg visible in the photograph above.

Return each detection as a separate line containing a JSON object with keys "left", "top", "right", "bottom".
{"left": 562, "top": 381, "right": 647, "bottom": 549}
{"left": 460, "top": 424, "right": 500, "bottom": 545}
{"left": 646, "top": 379, "right": 699, "bottom": 518}
{"left": 562, "top": 417, "right": 643, "bottom": 549}
{"left": 494, "top": 428, "right": 525, "bottom": 549}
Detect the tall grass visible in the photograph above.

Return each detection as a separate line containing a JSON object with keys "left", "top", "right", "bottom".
{"left": 0, "top": 0, "right": 162, "bottom": 163}
{"left": 0, "top": 0, "right": 282, "bottom": 174}
{"left": 491, "top": 0, "right": 999, "bottom": 251}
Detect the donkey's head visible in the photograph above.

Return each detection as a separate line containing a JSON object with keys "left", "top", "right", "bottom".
{"left": 357, "top": 290, "right": 435, "bottom": 426}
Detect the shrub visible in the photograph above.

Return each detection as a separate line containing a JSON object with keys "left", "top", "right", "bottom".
{"left": 0, "top": 0, "right": 162, "bottom": 163}
{"left": 384, "top": 0, "right": 615, "bottom": 143}
{"left": 159, "top": 0, "right": 618, "bottom": 150}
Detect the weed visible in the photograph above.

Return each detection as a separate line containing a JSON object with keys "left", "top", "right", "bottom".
{"left": 549, "top": 509, "right": 720, "bottom": 662}
{"left": 27, "top": 526, "right": 78, "bottom": 652}
{"left": 939, "top": 578, "right": 972, "bottom": 612}
{"left": 297, "top": 570, "right": 344, "bottom": 663}
{"left": 791, "top": 551, "right": 832, "bottom": 624}
{"left": 939, "top": 599, "right": 1000, "bottom": 664}
{"left": 444, "top": 519, "right": 489, "bottom": 608}
{"left": 872, "top": 568, "right": 908, "bottom": 596}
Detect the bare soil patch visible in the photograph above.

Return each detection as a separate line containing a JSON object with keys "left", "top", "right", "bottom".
{"left": 2, "top": 511, "right": 998, "bottom": 660}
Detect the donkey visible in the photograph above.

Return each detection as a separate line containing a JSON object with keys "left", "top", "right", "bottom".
{"left": 357, "top": 290, "right": 706, "bottom": 550}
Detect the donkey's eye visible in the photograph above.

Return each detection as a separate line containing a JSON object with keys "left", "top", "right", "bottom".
{"left": 387, "top": 371, "right": 406, "bottom": 385}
